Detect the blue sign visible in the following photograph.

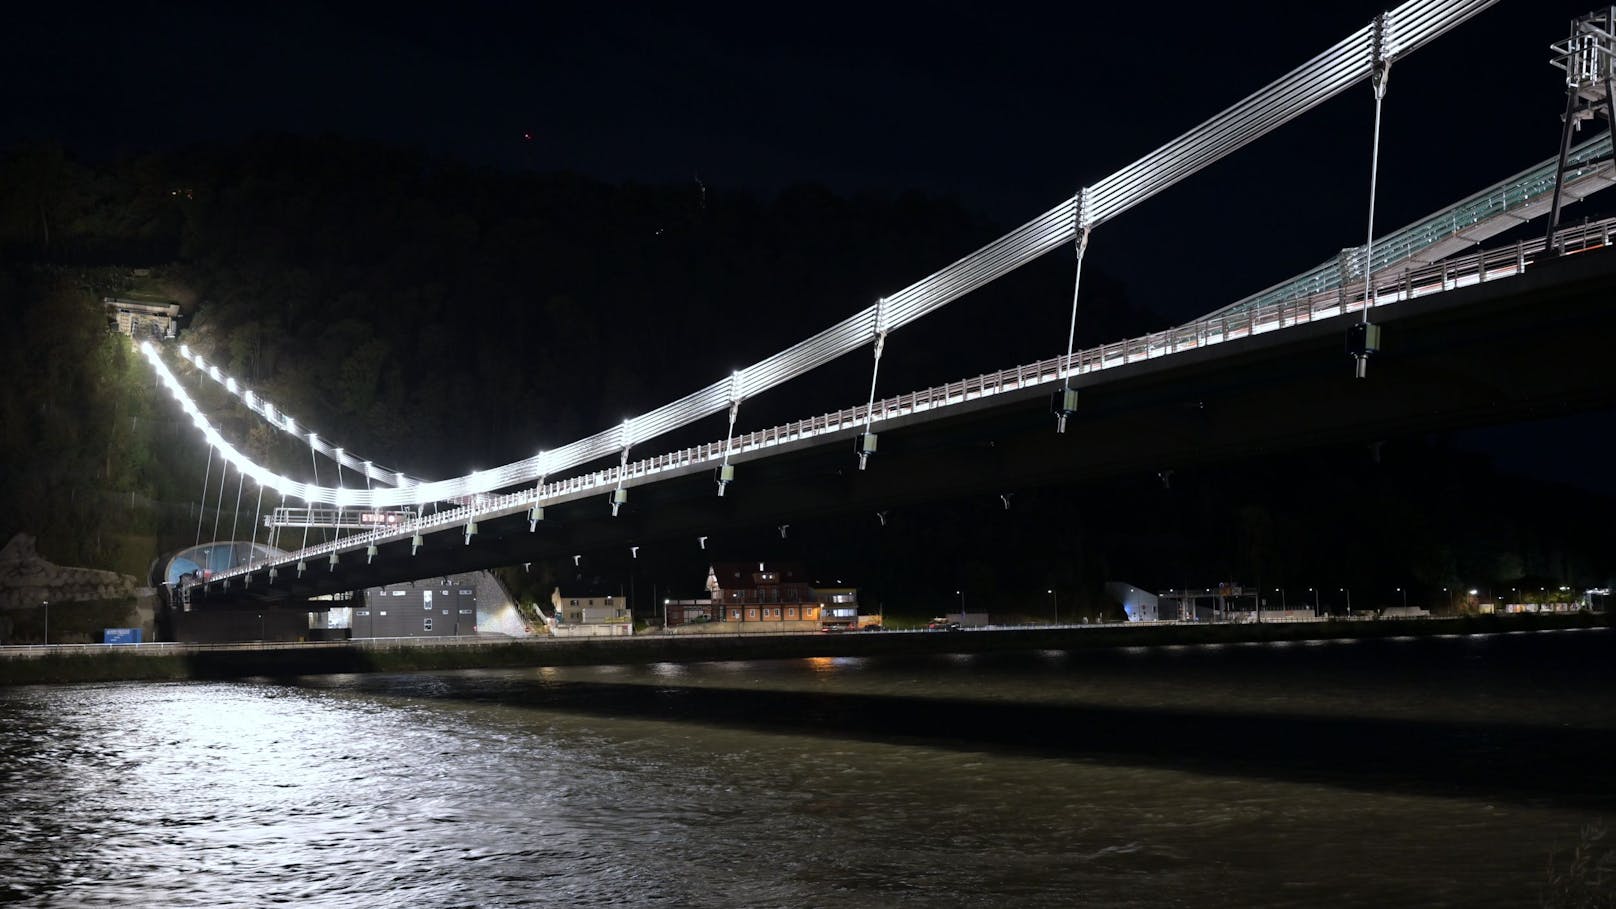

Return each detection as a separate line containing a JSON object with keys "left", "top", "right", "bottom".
{"left": 103, "top": 628, "right": 142, "bottom": 644}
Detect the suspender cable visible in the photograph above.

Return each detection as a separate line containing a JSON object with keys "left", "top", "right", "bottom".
{"left": 209, "top": 460, "right": 229, "bottom": 554}
{"left": 717, "top": 372, "right": 744, "bottom": 495}
{"left": 610, "top": 421, "right": 632, "bottom": 516}
{"left": 228, "top": 468, "right": 245, "bottom": 558}
{"left": 1356, "top": 12, "right": 1393, "bottom": 379}
{"left": 334, "top": 448, "right": 346, "bottom": 543}
{"left": 271, "top": 492, "right": 285, "bottom": 552}
{"left": 194, "top": 444, "right": 214, "bottom": 549}
{"left": 308, "top": 434, "right": 321, "bottom": 546}
{"left": 528, "top": 453, "right": 548, "bottom": 528}
{"left": 1057, "top": 191, "right": 1092, "bottom": 434}
{"left": 857, "top": 300, "right": 887, "bottom": 470}
{"left": 249, "top": 481, "right": 264, "bottom": 573}
{"left": 1363, "top": 13, "right": 1392, "bottom": 322}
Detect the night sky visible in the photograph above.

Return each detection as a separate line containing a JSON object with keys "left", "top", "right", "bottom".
{"left": 7, "top": 0, "right": 1612, "bottom": 489}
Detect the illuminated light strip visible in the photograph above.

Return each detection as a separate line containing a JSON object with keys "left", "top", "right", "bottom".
{"left": 174, "top": 345, "right": 421, "bottom": 488}
{"left": 143, "top": 342, "right": 538, "bottom": 507}
{"left": 151, "top": 0, "right": 1493, "bottom": 510}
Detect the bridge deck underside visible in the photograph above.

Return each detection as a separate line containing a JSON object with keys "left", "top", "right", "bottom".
{"left": 196, "top": 249, "right": 1616, "bottom": 605}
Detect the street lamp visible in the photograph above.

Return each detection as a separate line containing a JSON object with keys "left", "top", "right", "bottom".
{"left": 41, "top": 600, "right": 49, "bottom": 645}
{"left": 1309, "top": 587, "right": 1319, "bottom": 617}
{"left": 257, "top": 612, "right": 264, "bottom": 641}
{"left": 1341, "top": 587, "right": 1352, "bottom": 616}
{"left": 956, "top": 589, "right": 965, "bottom": 622}
{"left": 1397, "top": 587, "right": 1407, "bottom": 610}
{"left": 1046, "top": 588, "right": 1058, "bottom": 624}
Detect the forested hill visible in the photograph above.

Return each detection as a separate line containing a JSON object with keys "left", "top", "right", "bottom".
{"left": 0, "top": 135, "right": 1151, "bottom": 577}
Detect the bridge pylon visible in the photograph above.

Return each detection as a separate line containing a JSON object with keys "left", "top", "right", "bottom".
{"left": 1548, "top": 7, "right": 1616, "bottom": 248}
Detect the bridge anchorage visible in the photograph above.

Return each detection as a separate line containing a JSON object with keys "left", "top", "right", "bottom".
{"left": 138, "top": 0, "right": 1616, "bottom": 608}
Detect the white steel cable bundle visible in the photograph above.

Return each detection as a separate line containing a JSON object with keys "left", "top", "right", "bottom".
{"left": 144, "top": 0, "right": 1495, "bottom": 510}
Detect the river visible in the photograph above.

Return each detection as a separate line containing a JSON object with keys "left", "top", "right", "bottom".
{"left": 2, "top": 627, "right": 1611, "bottom": 907}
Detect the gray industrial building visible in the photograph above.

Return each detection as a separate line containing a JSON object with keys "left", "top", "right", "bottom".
{"left": 350, "top": 577, "right": 480, "bottom": 638}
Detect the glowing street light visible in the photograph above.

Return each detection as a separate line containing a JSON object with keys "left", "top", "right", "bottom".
{"left": 1046, "top": 588, "right": 1059, "bottom": 624}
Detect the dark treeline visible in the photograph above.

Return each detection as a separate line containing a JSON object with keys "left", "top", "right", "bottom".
{"left": 0, "top": 136, "right": 1609, "bottom": 612}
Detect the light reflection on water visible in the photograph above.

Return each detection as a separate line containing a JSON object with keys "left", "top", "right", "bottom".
{"left": 0, "top": 629, "right": 1611, "bottom": 908}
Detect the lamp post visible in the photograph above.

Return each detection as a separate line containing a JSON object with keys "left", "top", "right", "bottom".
{"left": 41, "top": 600, "right": 49, "bottom": 645}
{"left": 956, "top": 589, "right": 965, "bottom": 622}
{"left": 1341, "top": 587, "right": 1352, "bottom": 616}
{"left": 1309, "top": 587, "right": 1318, "bottom": 617}
{"left": 1444, "top": 587, "right": 1452, "bottom": 613}
{"left": 1046, "top": 588, "right": 1058, "bottom": 624}
{"left": 1397, "top": 587, "right": 1407, "bottom": 610}
{"left": 257, "top": 612, "right": 264, "bottom": 642}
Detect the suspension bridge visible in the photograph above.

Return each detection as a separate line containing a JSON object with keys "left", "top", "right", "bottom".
{"left": 143, "top": 0, "right": 1616, "bottom": 607}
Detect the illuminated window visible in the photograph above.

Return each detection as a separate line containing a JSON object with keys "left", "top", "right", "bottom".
{"left": 424, "top": 618, "right": 433, "bottom": 631}
{"left": 379, "top": 610, "right": 388, "bottom": 616}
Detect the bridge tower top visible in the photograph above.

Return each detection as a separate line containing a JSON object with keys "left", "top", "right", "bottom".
{"left": 1552, "top": 7, "right": 1616, "bottom": 105}
{"left": 1546, "top": 8, "right": 1616, "bottom": 245}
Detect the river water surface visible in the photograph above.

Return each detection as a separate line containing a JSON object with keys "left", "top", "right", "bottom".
{"left": 2, "top": 628, "right": 1612, "bottom": 907}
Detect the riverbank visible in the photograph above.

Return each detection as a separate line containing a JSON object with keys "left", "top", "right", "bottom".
{"left": 0, "top": 611, "right": 1607, "bottom": 685}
